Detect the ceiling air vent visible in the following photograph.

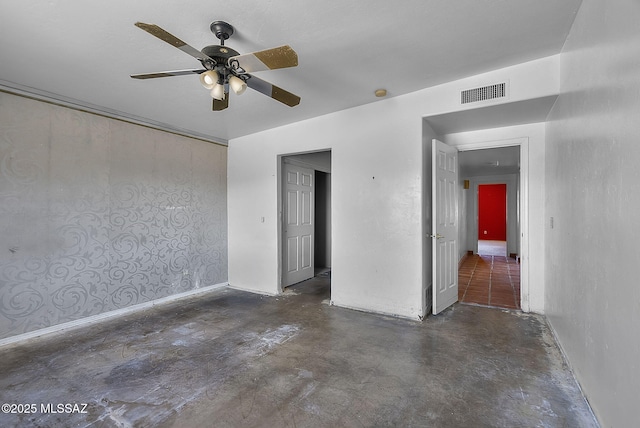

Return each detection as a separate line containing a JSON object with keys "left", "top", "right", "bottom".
{"left": 461, "top": 82, "right": 507, "bottom": 104}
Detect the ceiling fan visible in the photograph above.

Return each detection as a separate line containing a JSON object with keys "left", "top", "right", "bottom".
{"left": 130, "top": 21, "right": 300, "bottom": 111}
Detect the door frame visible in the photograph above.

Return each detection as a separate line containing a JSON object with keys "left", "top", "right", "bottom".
{"left": 277, "top": 151, "right": 332, "bottom": 293}
{"left": 454, "top": 137, "right": 529, "bottom": 312}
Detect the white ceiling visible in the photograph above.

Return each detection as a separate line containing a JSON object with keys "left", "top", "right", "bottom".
{"left": 459, "top": 146, "right": 520, "bottom": 177}
{"left": 0, "top": 1, "right": 581, "bottom": 144}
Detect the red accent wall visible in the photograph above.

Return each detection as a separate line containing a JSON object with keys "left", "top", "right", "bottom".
{"left": 478, "top": 184, "right": 507, "bottom": 240}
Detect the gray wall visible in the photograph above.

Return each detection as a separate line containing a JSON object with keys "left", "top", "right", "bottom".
{"left": 0, "top": 92, "right": 228, "bottom": 340}
{"left": 545, "top": 0, "right": 640, "bottom": 426}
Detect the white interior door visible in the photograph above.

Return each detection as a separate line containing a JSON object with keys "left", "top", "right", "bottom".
{"left": 283, "top": 162, "right": 315, "bottom": 287}
{"left": 432, "top": 139, "right": 459, "bottom": 314}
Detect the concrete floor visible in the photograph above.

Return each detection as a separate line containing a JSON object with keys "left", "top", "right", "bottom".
{"left": 0, "top": 275, "right": 597, "bottom": 427}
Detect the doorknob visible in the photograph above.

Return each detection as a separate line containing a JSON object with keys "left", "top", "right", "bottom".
{"left": 429, "top": 233, "right": 444, "bottom": 239}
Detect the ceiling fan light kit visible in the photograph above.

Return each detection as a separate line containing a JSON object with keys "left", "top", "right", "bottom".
{"left": 131, "top": 20, "right": 300, "bottom": 111}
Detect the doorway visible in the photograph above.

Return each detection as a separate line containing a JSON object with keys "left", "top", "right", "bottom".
{"left": 478, "top": 183, "right": 507, "bottom": 258}
{"left": 314, "top": 170, "right": 332, "bottom": 275}
{"left": 456, "top": 140, "right": 526, "bottom": 310}
{"left": 278, "top": 150, "right": 332, "bottom": 292}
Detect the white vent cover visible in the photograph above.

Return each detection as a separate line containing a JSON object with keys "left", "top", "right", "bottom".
{"left": 461, "top": 82, "right": 507, "bottom": 104}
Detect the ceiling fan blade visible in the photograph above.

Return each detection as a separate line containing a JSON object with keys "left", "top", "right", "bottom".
{"left": 212, "top": 92, "right": 229, "bottom": 111}
{"left": 229, "top": 45, "right": 298, "bottom": 73}
{"left": 134, "top": 22, "right": 214, "bottom": 63}
{"left": 130, "top": 69, "right": 206, "bottom": 79}
{"left": 245, "top": 75, "right": 300, "bottom": 107}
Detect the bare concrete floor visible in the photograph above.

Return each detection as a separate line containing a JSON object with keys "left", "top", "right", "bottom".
{"left": 0, "top": 275, "right": 597, "bottom": 427}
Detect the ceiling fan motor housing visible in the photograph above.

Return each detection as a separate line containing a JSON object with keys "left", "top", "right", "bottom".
{"left": 201, "top": 45, "right": 241, "bottom": 74}
{"left": 201, "top": 45, "right": 240, "bottom": 62}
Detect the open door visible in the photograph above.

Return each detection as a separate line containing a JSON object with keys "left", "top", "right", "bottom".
{"left": 432, "top": 139, "right": 459, "bottom": 314}
{"left": 283, "top": 162, "right": 315, "bottom": 286}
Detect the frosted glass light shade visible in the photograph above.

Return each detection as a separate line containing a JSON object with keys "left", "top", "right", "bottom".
{"left": 210, "top": 83, "right": 225, "bottom": 100}
{"left": 229, "top": 75, "right": 247, "bottom": 95}
{"left": 199, "top": 70, "right": 219, "bottom": 89}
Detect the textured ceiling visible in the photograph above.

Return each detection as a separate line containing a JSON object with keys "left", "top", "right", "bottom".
{"left": 459, "top": 146, "right": 520, "bottom": 177}
{"left": 0, "top": 0, "right": 581, "bottom": 143}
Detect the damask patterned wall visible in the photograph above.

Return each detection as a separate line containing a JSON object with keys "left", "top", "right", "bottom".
{"left": 0, "top": 92, "right": 228, "bottom": 340}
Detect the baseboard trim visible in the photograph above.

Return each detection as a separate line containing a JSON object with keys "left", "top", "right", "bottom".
{"left": 459, "top": 252, "right": 470, "bottom": 268}
{"left": 0, "top": 282, "right": 228, "bottom": 348}
{"left": 544, "top": 317, "right": 601, "bottom": 426}
{"left": 330, "top": 300, "right": 423, "bottom": 322}
{"left": 227, "top": 284, "right": 278, "bottom": 297}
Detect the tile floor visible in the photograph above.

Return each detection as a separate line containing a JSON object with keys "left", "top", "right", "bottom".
{"left": 458, "top": 253, "right": 521, "bottom": 309}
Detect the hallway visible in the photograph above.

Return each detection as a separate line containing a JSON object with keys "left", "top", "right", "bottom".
{"left": 458, "top": 254, "right": 521, "bottom": 310}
